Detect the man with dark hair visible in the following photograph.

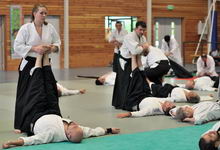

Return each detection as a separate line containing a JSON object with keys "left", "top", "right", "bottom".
{"left": 112, "top": 21, "right": 149, "bottom": 109}
{"left": 172, "top": 101, "right": 220, "bottom": 125}
{"left": 161, "top": 35, "right": 183, "bottom": 66}
{"left": 196, "top": 54, "right": 218, "bottom": 77}
{"left": 109, "top": 21, "right": 128, "bottom": 73}
{"left": 95, "top": 72, "right": 116, "bottom": 86}
{"left": 116, "top": 55, "right": 175, "bottom": 118}
{"left": 199, "top": 121, "right": 220, "bottom": 150}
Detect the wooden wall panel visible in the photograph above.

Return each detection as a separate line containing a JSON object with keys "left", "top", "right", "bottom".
{"left": 0, "top": 0, "right": 64, "bottom": 70}
{"left": 69, "top": 0, "right": 146, "bottom": 68}
{"left": 152, "top": 0, "right": 208, "bottom": 63}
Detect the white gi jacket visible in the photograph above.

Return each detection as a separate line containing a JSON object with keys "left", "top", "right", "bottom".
{"left": 14, "top": 22, "right": 61, "bottom": 71}
{"left": 194, "top": 76, "right": 216, "bottom": 91}
{"left": 142, "top": 46, "right": 168, "bottom": 69}
{"left": 161, "top": 37, "right": 183, "bottom": 66}
{"left": 131, "top": 97, "right": 172, "bottom": 117}
{"left": 109, "top": 29, "right": 128, "bottom": 53}
{"left": 20, "top": 115, "right": 106, "bottom": 146}
{"left": 104, "top": 72, "right": 116, "bottom": 86}
{"left": 196, "top": 55, "right": 218, "bottom": 77}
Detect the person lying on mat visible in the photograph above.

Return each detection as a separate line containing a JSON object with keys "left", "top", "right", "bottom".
{"left": 2, "top": 54, "right": 120, "bottom": 149}
{"left": 148, "top": 81, "right": 200, "bottom": 103}
{"left": 95, "top": 72, "right": 116, "bottom": 86}
{"left": 171, "top": 101, "right": 220, "bottom": 125}
{"left": 56, "top": 83, "right": 86, "bottom": 97}
{"left": 184, "top": 76, "right": 219, "bottom": 91}
{"left": 198, "top": 121, "right": 220, "bottom": 150}
{"left": 117, "top": 97, "right": 176, "bottom": 118}
{"left": 117, "top": 55, "right": 175, "bottom": 118}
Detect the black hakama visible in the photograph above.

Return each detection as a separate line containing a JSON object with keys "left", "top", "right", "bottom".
{"left": 151, "top": 83, "right": 177, "bottom": 98}
{"left": 19, "top": 66, "right": 61, "bottom": 135}
{"left": 112, "top": 56, "right": 131, "bottom": 109}
{"left": 112, "top": 53, "right": 119, "bottom": 73}
{"left": 145, "top": 60, "right": 170, "bottom": 84}
{"left": 124, "top": 68, "right": 152, "bottom": 111}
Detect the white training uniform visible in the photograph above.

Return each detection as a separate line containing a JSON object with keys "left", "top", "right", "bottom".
{"left": 119, "top": 31, "right": 146, "bottom": 70}
{"left": 194, "top": 76, "right": 216, "bottom": 91}
{"left": 196, "top": 55, "right": 218, "bottom": 77}
{"left": 170, "top": 101, "right": 220, "bottom": 125}
{"left": 14, "top": 22, "right": 61, "bottom": 71}
{"left": 104, "top": 72, "right": 116, "bottom": 86}
{"left": 161, "top": 37, "right": 183, "bottom": 66}
{"left": 56, "top": 83, "right": 81, "bottom": 96}
{"left": 170, "top": 87, "right": 188, "bottom": 102}
{"left": 20, "top": 115, "right": 106, "bottom": 146}
{"left": 131, "top": 97, "right": 173, "bottom": 117}
{"left": 109, "top": 29, "right": 128, "bottom": 53}
{"left": 142, "top": 46, "right": 168, "bottom": 69}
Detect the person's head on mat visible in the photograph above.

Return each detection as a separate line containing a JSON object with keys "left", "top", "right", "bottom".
{"left": 175, "top": 106, "right": 193, "bottom": 121}
{"left": 162, "top": 101, "right": 176, "bottom": 115}
{"left": 186, "top": 91, "right": 200, "bottom": 103}
{"left": 199, "top": 129, "right": 220, "bottom": 150}
{"left": 185, "top": 80, "right": 195, "bottom": 89}
{"left": 95, "top": 77, "right": 105, "bottom": 85}
{"left": 135, "top": 21, "right": 146, "bottom": 37}
{"left": 66, "top": 122, "right": 83, "bottom": 143}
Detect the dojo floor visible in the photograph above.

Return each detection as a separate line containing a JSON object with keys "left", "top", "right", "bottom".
{"left": 0, "top": 65, "right": 219, "bottom": 148}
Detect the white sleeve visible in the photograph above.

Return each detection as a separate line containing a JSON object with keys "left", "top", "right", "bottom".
{"left": 79, "top": 126, "right": 106, "bottom": 138}
{"left": 131, "top": 107, "right": 156, "bottom": 117}
{"left": 50, "top": 24, "right": 61, "bottom": 52}
{"left": 108, "top": 31, "right": 115, "bottom": 42}
{"left": 201, "top": 86, "right": 216, "bottom": 92}
{"left": 20, "top": 130, "right": 54, "bottom": 146}
{"left": 124, "top": 36, "right": 144, "bottom": 55}
{"left": 170, "top": 39, "right": 179, "bottom": 54}
{"left": 196, "top": 57, "right": 203, "bottom": 74}
{"left": 14, "top": 25, "right": 32, "bottom": 58}
{"left": 57, "top": 83, "right": 80, "bottom": 96}
{"left": 160, "top": 40, "right": 167, "bottom": 52}
{"left": 208, "top": 56, "right": 216, "bottom": 73}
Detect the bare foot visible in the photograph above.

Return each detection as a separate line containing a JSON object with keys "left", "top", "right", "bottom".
{"left": 79, "top": 89, "right": 86, "bottom": 94}
{"left": 14, "top": 129, "right": 21, "bottom": 134}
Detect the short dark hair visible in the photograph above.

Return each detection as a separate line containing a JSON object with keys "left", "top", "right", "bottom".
{"left": 95, "top": 79, "right": 104, "bottom": 85}
{"left": 164, "top": 105, "right": 176, "bottom": 116}
{"left": 164, "top": 35, "right": 170, "bottom": 43}
{"left": 136, "top": 21, "right": 146, "bottom": 28}
{"left": 116, "top": 21, "right": 122, "bottom": 25}
{"left": 201, "top": 53, "right": 207, "bottom": 58}
{"left": 187, "top": 95, "right": 200, "bottom": 103}
{"left": 199, "top": 137, "right": 217, "bottom": 150}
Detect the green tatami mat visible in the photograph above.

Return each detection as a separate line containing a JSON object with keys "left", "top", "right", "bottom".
{"left": 11, "top": 122, "right": 215, "bottom": 150}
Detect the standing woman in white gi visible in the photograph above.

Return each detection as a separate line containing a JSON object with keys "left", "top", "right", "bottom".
{"left": 109, "top": 21, "right": 128, "bottom": 73}
{"left": 13, "top": 4, "right": 61, "bottom": 132}
{"left": 112, "top": 21, "right": 148, "bottom": 109}
{"left": 161, "top": 35, "right": 183, "bottom": 66}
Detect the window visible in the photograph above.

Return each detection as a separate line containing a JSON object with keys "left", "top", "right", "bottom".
{"left": 105, "top": 16, "right": 137, "bottom": 32}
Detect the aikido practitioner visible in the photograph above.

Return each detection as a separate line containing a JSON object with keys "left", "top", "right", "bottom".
{"left": 173, "top": 101, "right": 220, "bottom": 125}
{"left": 117, "top": 55, "right": 176, "bottom": 118}
{"left": 161, "top": 35, "right": 183, "bottom": 66}
{"left": 95, "top": 72, "right": 116, "bottom": 86}
{"left": 13, "top": 4, "right": 61, "bottom": 132}
{"left": 112, "top": 21, "right": 149, "bottom": 109}
{"left": 149, "top": 82, "right": 200, "bottom": 103}
{"left": 196, "top": 54, "right": 218, "bottom": 77}
{"left": 185, "top": 76, "right": 219, "bottom": 91}
{"left": 2, "top": 54, "right": 120, "bottom": 149}
{"left": 142, "top": 45, "right": 170, "bottom": 85}
{"left": 198, "top": 121, "right": 220, "bottom": 150}
{"left": 56, "top": 83, "right": 86, "bottom": 97}
{"left": 109, "top": 21, "right": 128, "bottom": 73}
